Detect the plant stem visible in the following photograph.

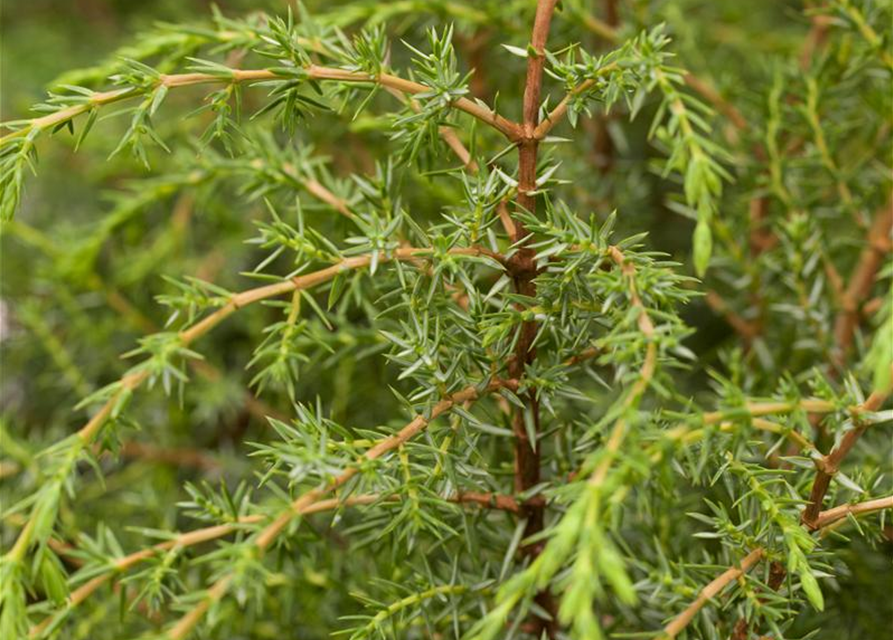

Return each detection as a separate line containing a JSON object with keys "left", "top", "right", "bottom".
{"left": 588, "top": 247, "right": 657, "bottom": 489}
{"left": 663, "top": 372, "right": 893, "bottom": 639}
{"left": 813, "top": 494, "right": 893, "bottom": 529}
{"left": 163, "top": 379, "right": 513, "bottom": 639}
{"left": 510, "top": 2, "right": 560, "bottom": 634}
{"left": 659, "top": 548, "right": 765, "bottom": 639}
{"left": 801, "top": 377, "right": 892, "bottom": 527}
{"left": 28, "top": 486, "right": 534, "bottom": 638}
{"left": 0, "top": 65, "right": 520, "bottom": 147}
{"left": 660, "top": 491, "right": 893, "bottom": 639}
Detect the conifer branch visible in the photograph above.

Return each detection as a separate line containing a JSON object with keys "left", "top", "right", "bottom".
{"left": 662, "top": 491, "right": 893, "bottom": 639}
{"left": 0, "top": 65, "right": 519, "bottom": 148}
{"left": 587, "top": 246, "right": 657, "bottom": 488}
{"left": 801, "top": 375, "right": 893, "bottom": 528}
{"left": 570, "top": 7, "right": 748, "bottom": 132}
{"left": 813, "top": 495, "right": 893, "bottom": 530}
{"left": 508, "top": 3, "right": 561, "bottom": 633}
{"left": 161, "top": 379, "right": 512, "bottom": 639}
{"left": 659, "top": 548, "right": 765, "bottom": 640}
{"left": 3, "top": 4, "right": 890, "bottom": 638}
{"left": 4, "top": 245, "right": 504, "bottom": 577}
{"left": 28, "top": 487, "right": 534, "bottom": 638}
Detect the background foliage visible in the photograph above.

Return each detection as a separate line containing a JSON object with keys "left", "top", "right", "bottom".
{"left": 1, "top": 1, "right": 891, "bottom": 639}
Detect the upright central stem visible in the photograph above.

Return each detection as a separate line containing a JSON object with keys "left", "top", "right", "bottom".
{"left": 507, "top": 1, "right": 559, "bottom": 635}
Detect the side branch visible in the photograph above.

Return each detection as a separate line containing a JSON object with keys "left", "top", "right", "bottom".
{"left": 801, "top": 376, "right": 892, "bottom": 528}
{"left": 1, "top": 66, "right": 520, "bottom": 146}
{"left": 163, "top": 380, "right": 510, "bottom": 639}
{"left": 29, "top": 487, "right": 531, "bottom": 637}
{"left": 813, "top": 495, "right": 893, "bottom": 530}
{"left": 588, "top": 247, "right": 657, "bottom": 487}
{"left": 659, "top": 548, "right": 765, "bottom": 640}
{"left": 662, "top": 378, "right": 893, "bottom": 639}
{"left": 660, "top": 493, "right": 893, "bottom": 639}
{"left": 533, "top": 77, "right": 598, "bottom": 139}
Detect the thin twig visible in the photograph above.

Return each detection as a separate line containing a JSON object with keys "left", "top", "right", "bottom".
{"left": 1, "top": 66, "right": 520, "bottom": 147}
{"left": 682, "top": 73, "right": 747, "bottom": 132}
{"left": 705, "top": 290, "right": 759, "bottom": 342}
{"left": 27, "top": 484, "right": 533, "bottom": 637}
{"left": 162, "top": 379, "right": 513, "bottom": 639}
{"left": 660, "top": 490, "right": 893, "bottom": 638}
{"left": 381, "top": 85, "right": 478, "bottom": 172}
{"left": 801, "top": 376, "right": 893, "bottom": 528}
{"left": 813, "top": 494, "right": 893, "bottom": 529}
{"left": 571, "top": 9, "right": 749, "bottom": 134}
{"left": 659, "top": 548, "right": 765, "bottom": 639}
{"left": 587, "top": 247, "right": 657, "bottom": 488}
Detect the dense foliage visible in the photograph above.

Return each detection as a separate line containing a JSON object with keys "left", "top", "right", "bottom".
{"left": 1, "top": 1, "right": 891, "bottom": 639}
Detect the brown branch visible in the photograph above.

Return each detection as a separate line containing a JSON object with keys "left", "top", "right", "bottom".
{"left": 563, "top": 346, "right": 600, "bottom": 367}
{"left": 862, "top": 296, "right": 884, "bottom": 317}
{"left": 162, "top": 379, "right": 512, "bottom": 639}
{"left": 381, "top": 85, "right": 478, "bottom": 172}
{"left": 117, "top": 441, "right": 221, "bottom": 471}
{"left": 657, "top": 377, "right": 892, "bottom": 639}
{"left": 496, "top": 199, "right": 517, "bottom": 238}
{"left": 682, "top": 73, "right": 747, "bottom": 132}
{"left": 659, "top": 548, "right": 765, "bottom": 640}
{"left": 1, "top": 66, "right": 521, "bottom": 147}
{"left": 243, "top": 382, "right": 500, "bottom": 543}
{"left": 510, "top": 0, "right": 560, "bottom": 508}
{"left": 533, "top": 66, "right": 743, "bottom": 142}
{"left": 748, "top": 196, "right": 776, "bottom": 256}
{"left": 800, "top": 12, "right": 833, "bottom": 70}
{"left": 801, "top": 379, "right": 893, "bottom": 528}
{"left": 664, "top": 490, "right": 893, "bottom": 639}
{"left": 521, "top": 0, "right": 560, "bottom": 142}
{"left": 533, "top": 76, "right": 598, "bottom": 140}
{"left": 503, "top": 4, "right": 562, "bottom": 635}
{"left": 832, "top": 198, "right": 893, "bottom": 364}
{"left": 306, "top": 66, "right": 520, "bottom": 140}
{"left": 602, "top": 0, "right": 620, "bottom": 28}
{"left": 29, "top": 484, "right": 536, "bottom": 637}
{"left": 813, "top": 495, "right": 893, "bottom": 530}
{"left": 5, "top": 214, "right": 285, "bottom": 427}
{"left": 699, "top": 398, "right": 837, "bottom": 425}
{"left": 451, "top": 491, "right": 545, "bottom": 513}
{"left": 569, "top": 10, "right": 751, "bottom": 136}
{"left": 304, "top": 178, "right": 354, "bottom": 218}
{"left": 579, "top": 11, "right": 619, "bottom": 43}
{"left": 27, "top": 494, "right": 382, "bottom": 638}
{"left": 438, "top": 125, "right": 479, "bottom": 172}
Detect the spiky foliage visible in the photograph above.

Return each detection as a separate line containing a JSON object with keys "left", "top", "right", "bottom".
{"left": 1, "top": 2, "right": 891, "bottom": 640}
